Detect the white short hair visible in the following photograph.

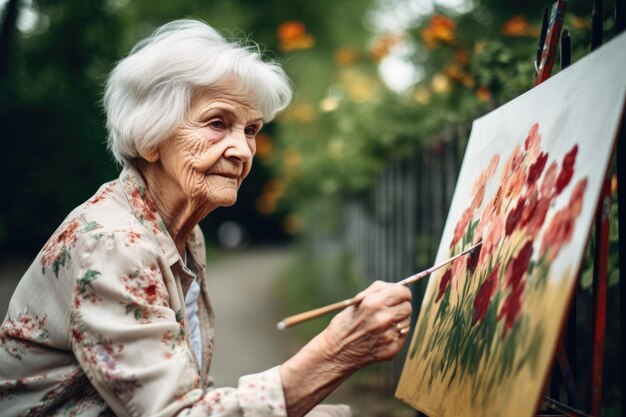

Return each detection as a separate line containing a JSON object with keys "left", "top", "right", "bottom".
{"left": 104, "top": 19, "right": 292, "bottom": 165}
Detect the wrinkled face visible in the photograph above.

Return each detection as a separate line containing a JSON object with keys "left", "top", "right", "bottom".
{"left": 156, "top": 82, "right": 263, "bottom": 209}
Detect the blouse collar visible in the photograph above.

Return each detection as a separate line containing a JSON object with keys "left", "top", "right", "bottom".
{"left": 120, "top": 163, "right": 180, "bottom": 266}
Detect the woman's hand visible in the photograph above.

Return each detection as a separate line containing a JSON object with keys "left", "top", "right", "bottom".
{"left": 280, "top": 281, "right": 412, "bottom": 417}
{"left": 319, "top": 280, "right": 413, "bottom": 371}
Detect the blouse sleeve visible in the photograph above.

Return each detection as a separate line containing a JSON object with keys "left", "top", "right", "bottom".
{"left": 70, "top": 230, "right": 287, "bottom": 417}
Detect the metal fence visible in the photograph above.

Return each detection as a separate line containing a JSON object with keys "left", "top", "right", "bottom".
{"left": 306, "top": 126, "right": 471, "bottom": 390}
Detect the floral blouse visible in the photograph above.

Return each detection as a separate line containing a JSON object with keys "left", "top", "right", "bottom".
{"left": 0, "top": 164, "right": 287, "bottom": 417}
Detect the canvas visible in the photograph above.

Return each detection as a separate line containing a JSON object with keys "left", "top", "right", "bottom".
{"left": 396, "top": 32, "right": 626, "bottom": 417}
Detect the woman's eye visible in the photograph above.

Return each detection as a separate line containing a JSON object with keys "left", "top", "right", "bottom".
{"left": 244, "top": 126, "right": 258, "bottom": 136}
{"left": 208, "top": 120, "right": 224, "bottom": 129}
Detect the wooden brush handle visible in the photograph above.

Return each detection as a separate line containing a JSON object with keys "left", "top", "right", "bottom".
{"left": 277, "top": 296, "right": 363, "bottom": 329}
{"left": 276, "top": 241, "right": 482, "bottom": 330}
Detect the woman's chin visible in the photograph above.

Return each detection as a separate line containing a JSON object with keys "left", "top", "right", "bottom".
{"left": 207, "top": 192, "right": 238, "bottom": 208}
{"left": 200, "top": 177, "right": 241, "bottom": 207}
{"left": 219, "top": 198, "right": 237, "bottom": 207}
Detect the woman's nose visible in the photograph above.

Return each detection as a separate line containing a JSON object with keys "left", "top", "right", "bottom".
{"left": 224, "top": 128, "right": 253, "bottom": 163}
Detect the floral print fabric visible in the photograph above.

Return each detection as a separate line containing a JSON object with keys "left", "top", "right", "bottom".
{"left": 0, "top": 164, "right": 287, "bottom": 417}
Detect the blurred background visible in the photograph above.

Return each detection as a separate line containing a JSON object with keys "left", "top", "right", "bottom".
{"left": 0, "top": 0, "right": 622, "bottom": 415}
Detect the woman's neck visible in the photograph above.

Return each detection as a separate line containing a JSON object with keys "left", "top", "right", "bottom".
{"left": 135, "top": 160, "right": 215, "bottom": 256}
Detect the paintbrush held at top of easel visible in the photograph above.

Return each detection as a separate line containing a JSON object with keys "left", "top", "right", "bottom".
{"left": 276, "top": 241, "right": 483, "bottom": 330}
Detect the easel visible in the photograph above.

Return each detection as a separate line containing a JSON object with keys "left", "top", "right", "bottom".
{"left": 534, "top": 1, "right": 625, "bottom": 416}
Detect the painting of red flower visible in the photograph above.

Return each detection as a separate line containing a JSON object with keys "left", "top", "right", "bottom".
{"left": 397, "top": 64, "right": 621, "bottom": 416}
{"left": 398, "top": 119, "right": 602, "bottom": 417}
{"left": 419, "top": 123, "right": 589, "bottom": 365}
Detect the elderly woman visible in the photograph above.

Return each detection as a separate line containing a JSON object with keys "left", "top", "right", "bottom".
{"left": 0, "top": 20, "right": 412, "bottom": 417}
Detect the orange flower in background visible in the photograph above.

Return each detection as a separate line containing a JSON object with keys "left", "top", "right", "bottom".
{"left": 334, "top": 47, "right": 360, "bottom": 66}
{"left": 454, "top": 48, "right": 470, "bottom": 66}
{"left": 502, "top": 15, "right": 537, "bottom": 37}
{"left": 283, "top": 214, "right": 302, "bottom": 235}
{"left": 611, "top": 174, "right": 618, "bottom": 195}
{"left": 255, "top": 180, "right": 286, "bottom": 215}
{"left": 265, "top": 180, "right": 285, "bottom": 197}
{"left": 339, "top": 69, "right": 378, "bottom": 102}
{"left": 502, "top": 15, "right": 527, "bottom": 36}
{"left": 442, "top": 48, "right": 474, "bottom": 89}
{"left": 277, "top": 21, "right": 315, "bottom": 52}
{"left": 571, "top": 16, "right": 591, "bottom": 29}
{"left": 255, "top": 197, "right": 276, "bottom": 215}
{"left": 421, "top": 14, "right": 456, "bottom": 49}
{"left": 255, "top": 133, "right": 273, "bottom": 162}
{"left": 476, "top": 86, "right": 491, "bottom": 102}
{"left": 370, "top": 32, "right": 405, "bottom": 62}
{"left": 462, "top": 74, "right": 476, "bottom": 88}
{"left": 281, "top": 102, "right": 317, "bottom": 123}
{"left": 444, "top": 64, "right": 465, "bottom": 82}
{"left": 282, "top": 148, "right": 302, "bottom": 170}
{"left": 474, "top": 40, "right": 486, "bottom": 54}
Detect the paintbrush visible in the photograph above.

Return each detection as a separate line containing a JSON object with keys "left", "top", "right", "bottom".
{"left": 277, "top": 241, "right": 482, "bottom": 330}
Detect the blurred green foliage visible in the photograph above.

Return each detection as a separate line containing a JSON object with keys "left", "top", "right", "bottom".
{"left": 270, "top": 0, "right": 617, "bottom": 209}
{"left": 0, "top": 0, "right": 366, "bottom": 254}
{"left": 2, "top": 0, "right": 618, "bottom": 253}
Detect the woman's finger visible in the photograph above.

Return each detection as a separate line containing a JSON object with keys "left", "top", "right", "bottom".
{"left": 354, "top": 280, "right": 389, "bottom": 299}
{"left": 326, "top": 281, "right": 414, "bottom": 366}
{"left": 390, "top": 300, "right": 412, "bottom": 321}
{"left": 395, "top": 317, "right": 411, "bottom": 332}
{"left": 358, "top": 285, "right": 411, "bottom": 314}
{"left": 361, "top": 298, "right": 411, "bottom": 324}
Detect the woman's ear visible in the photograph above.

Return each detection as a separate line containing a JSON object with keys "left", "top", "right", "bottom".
{"left": 140, "top": 146, "right": 160, "bottom": 162}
